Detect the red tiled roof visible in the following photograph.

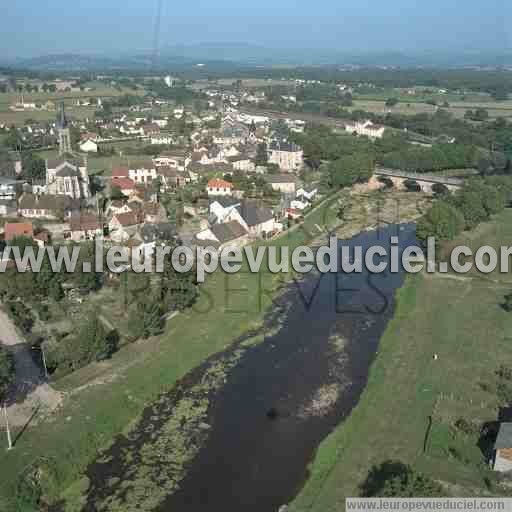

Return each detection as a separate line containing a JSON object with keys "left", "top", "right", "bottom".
{"left": 112, "top": 166, "right": 129, "bottom": 178}
{"left": 207, "top": 179, "right": 233, "bottom": 189}
{"left": 112, "top": 177, "right": 135, "bottom": 190}
{"left": 5, "top": 222, "right": 34, "bottom": 241}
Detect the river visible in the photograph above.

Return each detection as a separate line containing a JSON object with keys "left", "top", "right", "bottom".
{"left": 81, "top": 223, "right": 418, "bottom": 512}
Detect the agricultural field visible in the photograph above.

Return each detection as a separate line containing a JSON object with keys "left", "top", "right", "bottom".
{"left": 290, "top": 208, "right": 512, "bottom": 511}
{"left": 0, "top": 84, "right": 145, "bottom": 127}
{"left": 351, "top": 96, "right": 512, "bottom": 120}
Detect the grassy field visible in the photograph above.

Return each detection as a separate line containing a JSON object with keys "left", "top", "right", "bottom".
{"left": 351, "top": 97, "right": 512, "bottom": 120}
{"left": 0, "top": 85, "right": 145, "bottom": 127}
{"left": 290, "top": 208, "right": 512, "bottom": 511}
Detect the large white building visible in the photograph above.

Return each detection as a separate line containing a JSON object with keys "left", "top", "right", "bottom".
{"left": 344, "top": 120, "right": 386, "bottom": 139}
{"left": 46, "top": 157, "right": 90, "bottom": 199}
{"left": 268, "top": 141, "right": 304, "bottom": 172}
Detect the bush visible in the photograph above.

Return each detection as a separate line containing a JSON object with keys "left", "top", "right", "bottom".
{"left": 5, "top": 301, "right": 35, "bottom": 333}
{"left": 416, "top": 201, "right": 465, "bottom": 243}
{"left": 0, "top": 347, "right": 15, "bottom": 401}
{"left": 360, "top": 461, "right": 443, "bottom": 497}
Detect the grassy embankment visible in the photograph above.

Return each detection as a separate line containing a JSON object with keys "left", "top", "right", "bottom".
{"left": 290, "top": 208, "right": 512, "bottom": 511}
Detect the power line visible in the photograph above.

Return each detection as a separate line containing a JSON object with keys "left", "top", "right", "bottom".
{"left": 151, "top": 0, "right": 164, "bottom": 70}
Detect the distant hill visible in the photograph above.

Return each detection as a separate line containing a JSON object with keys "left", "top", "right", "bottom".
{"left": 3, "top": 46, "right": 512, "bottom": 72}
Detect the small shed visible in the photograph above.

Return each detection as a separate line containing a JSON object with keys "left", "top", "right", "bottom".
{"left": 493, "top": 423, "right": 512, "bottom": 472}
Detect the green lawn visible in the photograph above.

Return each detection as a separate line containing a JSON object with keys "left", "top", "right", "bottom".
{"left": 290, "top": 208, "right": 512, "bottom": 511}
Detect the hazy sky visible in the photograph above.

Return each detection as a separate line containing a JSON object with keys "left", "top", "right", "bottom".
{"left": 2, "top": 0, "right": 511, "bottom": 58}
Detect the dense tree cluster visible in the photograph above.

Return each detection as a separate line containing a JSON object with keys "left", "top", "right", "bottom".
{"left": 381, "top": 144, "right": 478, "bottom": 173}
{"left": 44, "top": 310, "right": 119, "bottom": 374}
{"left": 417, "top": 177, "right": 512, "bottom": 244}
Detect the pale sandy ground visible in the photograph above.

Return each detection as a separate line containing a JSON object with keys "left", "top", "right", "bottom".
{"left": 0, "top": 308, "right": 62, "bottom": 428}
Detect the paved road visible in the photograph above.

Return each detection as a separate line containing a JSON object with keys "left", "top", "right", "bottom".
{"left": 0, "top": 308, "right": 62, "bottom": 427}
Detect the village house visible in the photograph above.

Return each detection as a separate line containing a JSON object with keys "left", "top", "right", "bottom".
{"left": 157, "top": 167, "right": 189, "bottom": 192}
{"left": 107, "top": 199, "right": 133, "bottom": 217}
{"left": 151, "top": 134, "right": 175, "bottom": 145}
{"left": 142, "top": 123, "right": 161, "bottom": 137}
{"left": 207, "top": 178, "right": 234, "bottom": 197}
{"left": 111, "top": 175, "right": 136, "bottom": 197}
{"left": 296, "top": 185, "right": 319, "bottom": 202}
{"left": 4, "top": 222, "right": 34, "bottom": 242}
{"left": 493, "top": 423, "right": 512, "bottom": 472}
{"left": 128, "top": 163, "right": 157, "bottom": 185}
{"left": 209, "top": 197, "right": 241, "bottom": 224}
{"left": 266, "top": 174, "right": 297, "bottom": 194}
{"left": 18, "top": 193, "right": 79, "bottom": 220}
{"left": 143, "top": 202, "right": 167, "bottom": 224}
{"left": 109, "top": 212, "right": 142, "bottom": 243}
{"left": 195, "top": 220, "right": 249, "bottom": 251}
{"left": 0, "top": 177, "right": 17, "bottom": 201}
{"left": 67, "top": 214, "right": 103, "bottom": 242}
{"left": 268, "top": 141, "right": 304, "bottom": 171}
{"left": 344, "top": 120, "right": 386, "bottom": 139}
{"left": 79, "top": 139, "right": 99, "bottom": 153}
{"left": 153, "top": 149, "right": 190, "bottom": 170}
{"left": 229, "top": 155, "right": 256, "bottom": 172}
{"left": 223, "top": 200, "right": 276, "bottom": 238}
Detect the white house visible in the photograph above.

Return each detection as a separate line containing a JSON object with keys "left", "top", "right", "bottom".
{"left": 224, "top": 200, "right": 276, "bottom": 238}
{"left": 207, "top": 179, "right": 234, "bottom": 197}
{"left": 266, "top": 175, "right": 297, "bottom": 194}
{"left": 195, "top": 220, "right": 249, "bottom": 252}
{"left": 79, "top": 139, "right": 98, "bottom": 153}
{"left": 128, "top": 164, "right": 157, "bottom": 185}
{"left": 209, "top": 197, "right": 241, "bottom": 224}
{"left": 296, "top": 185, "right": 318, "bottom": 202}
{"left": 151, "top": 134, "right": 175, "bottom": 145}
{"left": 344, "top": 120, "right": 386, "bottom": 139}
{"left": 268, "top": 141, "right": 304, "bottom": 171}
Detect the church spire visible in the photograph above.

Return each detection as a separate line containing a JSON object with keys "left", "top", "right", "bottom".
{"left": 57, "top": 102, "right": 72, "bottom": 155}
{"left": 57, "top": 101, "right": 68, "bottom": 129}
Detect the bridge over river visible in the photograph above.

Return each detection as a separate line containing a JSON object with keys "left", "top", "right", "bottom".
{"left": 373, "top": 167, "right": 466, "bottom": 193}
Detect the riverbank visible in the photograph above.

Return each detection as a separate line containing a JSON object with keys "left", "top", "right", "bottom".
{"left": 0, "top": 190, "right": 426, "bottom": 511}
{"left": 289, "top": 208, "right": 512, "bottom": 511}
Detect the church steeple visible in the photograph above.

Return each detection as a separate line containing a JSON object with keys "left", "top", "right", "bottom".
{"left": 57, "top": 101, "right": 68, "bottom": 128}
{"left": 57, "top": 102, "right": 72, "bottom": 155}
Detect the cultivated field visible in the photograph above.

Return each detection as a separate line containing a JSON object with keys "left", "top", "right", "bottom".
{"left": 0, "top": 84, "right": 144, "bottom": 127}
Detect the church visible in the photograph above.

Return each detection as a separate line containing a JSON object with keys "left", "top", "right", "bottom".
{"left": 45, "top": 157, "right": 90, "bottom": 200}
{"left": 43, "top": 103, "right": 91, "bottom": 200}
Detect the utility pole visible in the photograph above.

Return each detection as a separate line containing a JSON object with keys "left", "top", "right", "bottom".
{"left": 32, "top": 346, "right": 48, "bottom": 380}
{"left": 3, "top": 403, "right": 12, "bottom": 451}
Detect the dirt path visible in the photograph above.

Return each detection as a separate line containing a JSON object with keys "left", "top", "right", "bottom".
{"left": 0, "top": 308, "right": 62, "bottom": 427}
